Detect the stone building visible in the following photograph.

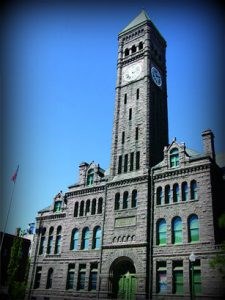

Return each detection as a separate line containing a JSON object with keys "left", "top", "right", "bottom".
{"left": 27, "top": 11, "right": 225, "bottom": 300}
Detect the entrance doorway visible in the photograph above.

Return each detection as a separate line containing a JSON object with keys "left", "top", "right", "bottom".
{"left": 109, "top": 257, "right": 137, "bottom": 299}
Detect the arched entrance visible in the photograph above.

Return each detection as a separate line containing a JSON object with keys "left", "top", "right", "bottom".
{"left": 109, "top": 257, "right": 137, "bottom": 299}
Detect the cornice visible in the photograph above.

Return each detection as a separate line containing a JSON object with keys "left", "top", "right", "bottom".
{"left": 107, "top": 175, "right": 148, "bottom": 188}
{"left": 102, "top": 242, "right": 147, "bottom": 250}
{"left": 66, "top": 185, "right": 105, "bottom": 198}
{"left": 36, "top": 213, "right": 66, "bottom": 221}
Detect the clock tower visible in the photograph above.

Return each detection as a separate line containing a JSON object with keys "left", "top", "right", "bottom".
{"left": 110, "top": 10, "right": 168, "bottom": 178}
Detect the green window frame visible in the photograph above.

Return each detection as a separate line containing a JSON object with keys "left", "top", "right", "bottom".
{"left": 54, "top": 226, "right": 62, "bottom": 254}
{"left": 89, "top": 263, "right": 98, "bottom": 290}
{"left": 47, "top": 227, "right": 54, "bottom": 254}
{"left": 172, "top": 217, "right": 183, "bottom": 244}
{"left": 71, "top": 228, "right": 79, "bottom": 250}
{"left": 87, "top": 169, "right": 94, "bottom": 186}
{"left": 81, "top": 228, "right": 89, "bottom": 250}
{"left": 93, "top": 227, "right": 101, "bottom": 249}
{"left": 77, "top": 265, "right": 86, "bottom": 290}
{"left": 170, "top": 148, "right": 179, "bottom": 168}
{"left": 131, "top": 190, "right": 137, "bottom": 208}
{"left": 157, "top": 219, "right": 167, "bottom": 245}
{"left": 156, "top": 187, "right": 162, "bottom": 205}
{"left": 156, "top": 262, "right": 167, "bottom": 294}
{"left": 188, "top": 214, "right": 199, "bottom": 242}
{"left": 190, "top": 180, "right": 198, "bottom": 200}
{"left": 39, "top": 227, "right": 46, "bottom": 255}
{"left": 173, "top": 183, "right": 179, "bottom": 202}
{"left": 66, "top": 264, "right": 75, "bottom": 289}
{"left": 181, "top": 182, "right": 188, "bottom": 201}
{"left": 54, "top": 201, "right": 62, "bottom": 212}
{"left": 173, "top": 261, "right": 183, "bottom": 294}
{"left": 46, "top": 268, "right": 53, "bottom": 289}
{"left": 91, "top": 198, "right": 96, "bottom": 215}
{"left": 123, "top": 191, "right": 128, "bottom": 209}
{"left": 114, "top": 193, "right": 120, "bottom": 210}
{"left": 165, "top": 185, "right": 171, "bottom": 204}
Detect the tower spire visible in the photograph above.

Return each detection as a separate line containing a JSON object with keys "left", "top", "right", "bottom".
{"left": 119, "top": 10, "right": 150, "bottom": 34}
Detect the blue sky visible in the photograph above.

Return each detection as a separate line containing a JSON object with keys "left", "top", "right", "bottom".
{"left": 1, "top": 0, "right": 225, "bottom": 234}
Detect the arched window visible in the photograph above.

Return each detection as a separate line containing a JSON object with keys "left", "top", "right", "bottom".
{"left": 170, "top": 148, "right": 179, "bottom": 168}
{"left": 80, "top": 201, "right": 84, "bottom": 216}
{"left": 156, "top": 187, "right": 163, "bottom": 205}
{"left": 55, "top": 226, "right": 62, "bottom": 254}
{"left": 54, "top": 200, "right": 62, "bottom": 212}
{"left": 97, "top": 198, "right": 103, "bottom": 214}
{"left": 93, "top": 226, "right": 102, "bottom": 249}
{"left": 87, "top": 169, "right": 94, "bottom": 186}
{"left": 172, "top": 217, "right": 183, "bottom": 244}
{"left": 131, "top": 45, "right": 136, "bottom": 53}
{"left": 125, "top": 48, "right": 129, "bottom": 56}
{"left": 85, "top": 199, "right": 90, "bottom": 215}
{"left": 157, "top": 219, "right": 167, "bottom": 245}
{"left": 71, "top": 228, "right": 79, "bottom": 250}
{"left": 81, "top": 227, "right": 89, "bottom": 250}
{"left": 188, "top": 215, "right": 199, "bottom": 242}
{"left": 190, "top": 180, "right": 197, "bottom": 200}
{"left": 114, "top": 193, "right": 120, "bottom": 210}
{"left": 165, "top": 185, "right": 171, "bottom": 204}
{"left": 139, "top": 42, "right": 143, "bottom": 50}
{"left": 123, "top": 191, "right": 128, "bottom": 209}
{"left": 39, "top": 227, "right": 46, "bottom": 255}
{"left": 46, "top": 268, "right": 53, "bottom": 289}
{"left": 181, "top": 182, "right": 188, "bottom": 201}
{"left": 173, "top": 183, "right": 179, "bottom": 203}
{"left": 74, "top": 202, "right": 79, "bottom": 217}
{"left": 91, "top": 199, "right": 96, "bottom": 215}
{"left": 47, "top": 227, "right": 54, "bottom": 254}
{"left": 131, "top": 190, "right": 137, "bottom": 208}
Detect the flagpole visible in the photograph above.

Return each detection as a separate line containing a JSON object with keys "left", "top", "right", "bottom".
{"left": 0, "top": 165, "right": 19, "bottom": 253}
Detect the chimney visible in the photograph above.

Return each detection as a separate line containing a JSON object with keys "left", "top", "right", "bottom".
{"left": 79, "top": 162, "right": 89, "bottom": 185}
{"left": 201, "top": 129, "right": 215, "bottom": 161}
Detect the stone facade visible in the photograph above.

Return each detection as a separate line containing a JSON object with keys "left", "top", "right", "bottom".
{"left": 27, "top": 11, "right": 225, "bottom": 300}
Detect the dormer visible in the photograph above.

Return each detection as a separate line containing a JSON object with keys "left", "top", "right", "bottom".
{"left": 53, "top": 191, "right": 65, "bottom": 213}
{"left": 78, "top": 161, "right": 105, "bottom": 187}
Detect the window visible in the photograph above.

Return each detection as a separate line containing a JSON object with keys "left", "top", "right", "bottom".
{"left": 87, "top": 169, "right": 94, "bottom": 186}
{"left": 157, "top": 219, "right": 167, "bottom": 245}
{"left": 89, "top": 263, "right": 98, "bottom": 290}
{"left": 125, "top": 48, "right": 129, "bottom": 57}
{"left": 55, "top": 226, "right": 62, "bottom": 254}
{"left": 124, "top": 154, "right": 128, "bottom": 173}
{"left": 80, "top": 201, "right": 84, "bottom": 216}
{"left": 190, "top": 260, "right": 202, "bottom": 295}
{"left": 66, "top": 264, "right": 75, "bottom": 289}
{"left": 97, "top": 198, "right": 103, "bottom": 214}
{"left": 91, "top": 199, "right": 96, "bottom": 215}
{"left": 54, "top": 201, "right": 62, "bottom": 212}
{"left": 156, "top": 262, "right": 167, "bottom": 294}
{"left": 172, "top": 217, "right": 183, "bottom": 244}
{"left": 173, "top": 261, "right": 183, "bottom": 294}
{"left": 81, "top": 228, "right": 89, "bottom": 250}
{"left": 136, "top": 88, "right": 139, "bottom": 100}
{"left": 156, "top": 187, "right": 162, "bottom": 205}
{"left": 115, "top": 193, "right": 120, "bottom": 210}
{"left": 118, "top": 155, "right": 122, "bottom": 174}
{"left": 131, "top": 45, "right": 136, "bottom": 53}
{"left": 77, "top": 264, "right": 86, "bottom": 290}
{"left": 173, "top": 183, "right": 179, "bottom": 203}
{"left": 47, "top": 227, "right": 54, "bottom": 254}
{"left": 130, "top": 152, "right": 134, "bottom": 171}
{"left": 139, "top": 42, "right": 143, "bottom": 50}
{"left": 131, "top": 190, "right": 137, "bottom": 208}
{"left": 34, "top": 266, "right": 42, "bottom": 289}
{"left": 46, "top": 268, "right": 53, "bottom": 289}
{"left": 129, "top": 108, "right": 132, "bottom": 120}
{"left": 93, "top": 226, "right": 101, "bottom": 249}
{"left": 165, "top": 185, "right": 171, "bottom": 204}
{"left": 123, "top": 191, "right": 128, "bottom": 209}
{"left": 71, "top": 228, "right": 79, "bottom": 250}
{"left": 122, "top": 132, "right": 125, "bottom": 144}
{"left": 170, "top": 148, "right": 179, "bottom": 168}
{"left": 124, "top": 93, "right": 127, "bottom": 104}
{"left": 85, "top": 199, "right": 90, "bottom": 215}
{"left": 39, "top": 227, "right": 46, "bottom": 255}
{"left": 135, "top": 127, "right": 139, "bottom": 141}
{"left": 188, "top": 214, "right": 199, "bottom": 242}
{"left": 74, "top": 202, "right": 79, "bottom": 217}
{"left": 136, "top": 151, "right": 140, "bottom": 170}
{"left": 190, "top": 180, "right": 197, "bottom": 200}
{"left": 181, "top": 182, "right": 188, "bottom": 201}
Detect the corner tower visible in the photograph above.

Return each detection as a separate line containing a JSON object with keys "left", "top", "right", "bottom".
{"left": 110, "top": 11, "right": 168, "bottom": 178}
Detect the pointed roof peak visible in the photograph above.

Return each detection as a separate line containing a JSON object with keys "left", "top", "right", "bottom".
{"left": 120, "top": 10, "right": 150, "bottom": 34}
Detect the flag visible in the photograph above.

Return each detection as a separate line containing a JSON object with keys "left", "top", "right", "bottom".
{"left": 11, "top": 165, "right": 19, "bottom": 183}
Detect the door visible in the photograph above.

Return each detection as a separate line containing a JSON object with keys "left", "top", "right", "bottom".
{"left": 118, "top": 272, "right": 137, "bottom": 300}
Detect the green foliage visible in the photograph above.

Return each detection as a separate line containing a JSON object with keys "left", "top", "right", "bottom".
{"left": 7, "top": 236, "right": 30, "bottom": 300}
{"left": 210, "top": 213, "right": 225, "bottom": 279}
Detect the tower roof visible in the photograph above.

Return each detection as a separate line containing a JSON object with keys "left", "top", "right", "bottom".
{"left": 120, "top": 10, "right": 150, "bottom": 34}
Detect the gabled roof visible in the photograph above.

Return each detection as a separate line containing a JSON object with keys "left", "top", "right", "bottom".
{"left": 120, "top": 10, "right": 150, "bottom": 34}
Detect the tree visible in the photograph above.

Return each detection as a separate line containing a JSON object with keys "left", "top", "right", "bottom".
{"left": 7, "top": 235, "right": 30, "bottom": 300}
{"left": 210, "top": 213, "right": 225, "bottom": 279}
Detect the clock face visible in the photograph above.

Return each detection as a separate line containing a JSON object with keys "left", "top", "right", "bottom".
{"left": 151, "top": 66, "right": 162, "bottom": 87}
{"left": 123, "top": 62, "right": 143, "bottom": 82}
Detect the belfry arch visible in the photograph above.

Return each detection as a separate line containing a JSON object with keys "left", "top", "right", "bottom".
{"left": 108, "top": 256, "right": 137, "bottom": 299}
